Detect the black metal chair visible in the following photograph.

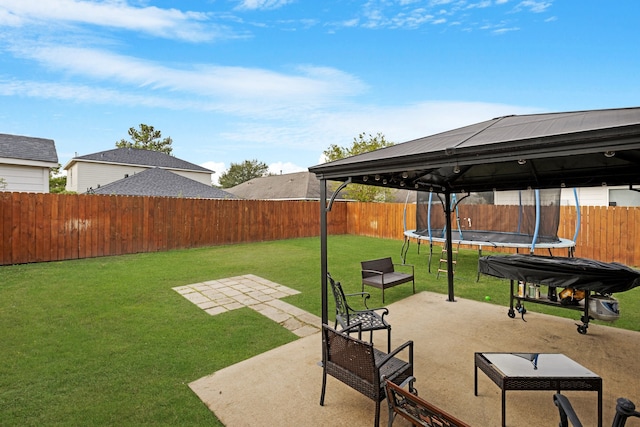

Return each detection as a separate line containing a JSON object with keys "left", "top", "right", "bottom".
{"left": 554, "top": 393, "right": 640, "bottom": 427}
{"left": 320, "top": 323, "right": 414, "bottom": 427}
{"left": 327, "top": 272, "right": 392, "bottom": 353}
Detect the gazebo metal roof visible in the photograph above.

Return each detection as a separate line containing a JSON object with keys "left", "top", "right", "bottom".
{"left": 309, "top": 106, "right": 640, "bottom": 322}
{"left": 310, "top": 107, "right": 640, "bottom": 193}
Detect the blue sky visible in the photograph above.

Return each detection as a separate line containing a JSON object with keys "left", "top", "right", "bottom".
{"left": 1, "top": 1, "right": 638, "bottom": 185}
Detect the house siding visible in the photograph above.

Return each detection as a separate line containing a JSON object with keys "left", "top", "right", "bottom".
{"left": 67, "top": 162, "right": 212, "bottom": 193}
{"left": 494, "top": 187, "right": 638, "bottom": 207}
{"left": 0, "top": 164, "right": 50, "bottom": 193}
{"left": 570, "top": 187, "right": 609, "bottom": 206}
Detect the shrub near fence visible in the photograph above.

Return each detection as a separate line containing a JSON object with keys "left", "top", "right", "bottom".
{"left": 1, "top": 192, "right": 639, "bottom": 266}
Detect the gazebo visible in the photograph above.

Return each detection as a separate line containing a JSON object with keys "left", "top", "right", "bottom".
{"left": 309, "top": 106, "right": 640, "bottom": 325}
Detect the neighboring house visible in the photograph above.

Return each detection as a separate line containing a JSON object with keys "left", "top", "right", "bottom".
{"left": 226, "top": 171, "right": 416, "bottom": 203}
{"left": 495, "top": 187, "right": 640, "bottom": 207}
{"left": 0, "top": 133, "right": 58, "bottom": 193}
{"left": 570, "top": 186, "right": 640, "bottom": 207}
{"left": 226, "top": 171, "right": 324, "bottom": 200}
{"left": 63, "top": 147, "right": 214, "bottom": 193}
{"left": 89, "top": 167, "right": 236, "bottom": 199}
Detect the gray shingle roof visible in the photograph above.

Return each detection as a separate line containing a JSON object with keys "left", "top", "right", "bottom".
{"left": 89, "top": 167, "right": 237, "bottom": 199}
{"left": 0, "top": 133, "right": 58, "bottom": 163}
{"left": 73, "top": 147, "right": 211, "bottom": 172}
{"left": 226, "top": 171, "right": 416, "bottom": 202}
{"left": 226, "top": 171, "right": 322, "bottom": 200}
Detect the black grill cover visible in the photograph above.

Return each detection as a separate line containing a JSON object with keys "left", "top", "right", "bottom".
{"left": 478, "top": 255, "right": 640, "bottom": 293}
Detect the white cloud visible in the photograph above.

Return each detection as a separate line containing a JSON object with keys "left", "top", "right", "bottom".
{"left": 466, "top": 1, "right": 492, "bottom": 10}
{"left": 516, "top": 1, "right": 553, "bottom": 13}
{"left": 200, "top": 161, "right": 226, "bottom": 186}
{"left": 268, "top": 162, "right": 306, "bottom": 175}
{"left": 0, "top": 6, "right": 22, "bottom": 26}
{"left": 236, "top": 0, "right": 296, "bottom": 11}
{"left": 339, "top": 18, "right": 360, "bottom": 28}
{"left": 360, "top": 6, "right": 443, "bottom": 30}
{"left": 0, "top": 79, "right": 184, "bottom": 107}
{"left": 8, "top": 45, "right": 367, "bottom": 106}
{"left": 389, "top": 9, "right": 435, "bottom": 29}
{"left": 493, "top": 26, "right": 520, "bottom": 34}
{"left": 0, "top": 0, "right": 225, "bottom": 42}
{"left": 428, "top": 0, "right": 455, "bottom": 5}
{"left": 330, "top": 0, "right": 551, "bottom": 32}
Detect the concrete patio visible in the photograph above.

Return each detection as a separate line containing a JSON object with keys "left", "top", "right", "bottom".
{"left": 189, "top": 289, "right": 640, "bottom": 426}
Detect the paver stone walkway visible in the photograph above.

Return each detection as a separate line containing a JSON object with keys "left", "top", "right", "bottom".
{"left": 173, "top": 274, "right": 321, "bottom": 337}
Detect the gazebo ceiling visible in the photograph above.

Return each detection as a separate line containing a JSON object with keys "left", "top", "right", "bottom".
{"left": 309, "top": 107, "right": 640, "bottom": 194}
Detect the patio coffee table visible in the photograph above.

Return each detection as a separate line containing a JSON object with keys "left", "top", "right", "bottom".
{"left": 474, "top": 352, "right": 602, "bottom": 427}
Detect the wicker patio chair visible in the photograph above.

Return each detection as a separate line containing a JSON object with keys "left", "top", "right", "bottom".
{"left": 320, "top": 323, "right": 414, "bottom": 427}
{"left": 328, "top": 272, "right": 392, "bottom": 353}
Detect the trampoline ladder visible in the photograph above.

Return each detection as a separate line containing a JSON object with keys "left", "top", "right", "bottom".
{"left": 437, "top": 242, "right": 459, "bottom": 278}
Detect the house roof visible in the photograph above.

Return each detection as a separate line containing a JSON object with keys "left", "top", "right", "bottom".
{"left": 226, "top": 171, "right": 324, "bottom": 200}
{"left": 65, "top": 147, "right": 212, "bottom": 173}
{"left": 226, "top": 171, "right": 416, "bottom": 203}
{"left": 0, "top": 133, "right": 58, "bottom": 164}
{"left": 309, "top": 106, "right": 640, "bottom": 193}
{"left": 88, "top": 167, "right": 237, "bottom": 199}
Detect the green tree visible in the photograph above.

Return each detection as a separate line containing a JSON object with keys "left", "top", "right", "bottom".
{"left": 0, "top": 177, "right": 7, "bottom": 191}
{"left": 323, "top": 132, "right": 394, "bottom": 202}
{"left": 49, "top": 164, "right": 69, "bottom": 194}
{"left": 116, "top": 124, "right": 173, "bottom": 155}
{"left": 218, "top": 159, "right": 270, "bottom": 188}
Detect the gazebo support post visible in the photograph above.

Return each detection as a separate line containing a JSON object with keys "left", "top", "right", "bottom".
{"left": 320, "top": 178, "right": 351, "bottom": 325}
{"left": 444, "top": 191, "right": 456, "bottom": 301}
{"left": 320, "top": 179, "right": 328, "bottom": 326}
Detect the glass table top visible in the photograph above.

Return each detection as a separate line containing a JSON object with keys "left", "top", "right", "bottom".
{"left": 482, "top": 353, "right": 599, "bottom": 378}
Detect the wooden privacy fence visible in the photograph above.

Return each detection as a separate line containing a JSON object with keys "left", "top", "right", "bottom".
{"left": 0, "top": 192, "right": 347, "bottom": 265}
{"left": 1, "top": 192, "right": 639, "bottom": 266}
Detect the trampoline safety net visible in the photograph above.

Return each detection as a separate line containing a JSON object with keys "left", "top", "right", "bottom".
{"left": 415, "top": 189, "right": 562, "bottom": 245}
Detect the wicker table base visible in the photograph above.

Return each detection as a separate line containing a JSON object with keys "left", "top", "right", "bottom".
{"left": 474, "top": 352, "right": 602, "bottom": 427}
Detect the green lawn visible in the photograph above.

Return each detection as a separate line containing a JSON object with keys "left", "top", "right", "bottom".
{"left": 1, "top": 235, "right": 638, "bottom": 425}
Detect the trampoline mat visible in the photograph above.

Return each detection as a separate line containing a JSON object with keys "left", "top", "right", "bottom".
{"left": 414, "top": 229, "right": 560, "bottom": 245}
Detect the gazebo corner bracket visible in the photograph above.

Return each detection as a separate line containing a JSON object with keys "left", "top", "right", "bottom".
{"left": 325, "top": 178, "right": 351, "bottom": 212}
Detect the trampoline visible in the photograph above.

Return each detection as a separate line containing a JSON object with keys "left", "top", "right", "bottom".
{"left": 401, "top": 188, "right": 580, "bottom": 270}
